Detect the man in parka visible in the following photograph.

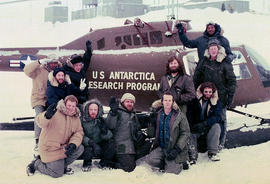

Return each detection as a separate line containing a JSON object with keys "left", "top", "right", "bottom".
{"left": 46, "top": 67, "right": 84, "bottom": 107}
{"left": 106, "top": 93, "right": 146, "bottom": 172}
{"left": 176, "top": 22, "right": 234, "bottom": 64}
{"left": 193, "top": 38, "right": 237, "bottom": 149}
{"left": 26, "top": 95, "right": 84, "bottom": 178}
{"left": 24, "top": 54, "right": 60, "bottom": 152}
{"left": 146, "top": 91, "right": 190, "bottom": 174}
{"left": 63, "top": 40, "right": 92, "bottom": 105}
{"left": 157, "top": 55, "right": 195, "bottom": 114}
{"left": 186, "top": 82, "right": 223, "bottom": 162}
{"left": 80, "top": 98, "right": 115, "bottom": 171}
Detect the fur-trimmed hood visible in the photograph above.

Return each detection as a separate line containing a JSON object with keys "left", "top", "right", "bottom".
{"left": 48, "top": 70, "right": 72, "bottom": 87}
{"left": 150, "top": 99, "right": 179, "bottom": 112}
{"left": 81, "top": 98, "right": 104, "bottom": 121}
{"left": 43, "top": 62, "right": 63, "bottom": 73}
{"left": 196, "top": 84, "right": 219, "bottom": 106}
{"left": 56, "top": 99, "right": 81, "bottom": 117}
{"left": 204, "top": 46, "right": 226, "bottom": 62}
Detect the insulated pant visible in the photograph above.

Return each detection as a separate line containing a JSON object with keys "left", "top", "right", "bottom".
{"left": 146, "top": 147, "right": 183, "bottom": 174}
{"left": 34, "top": 105, "right": 46, "bottom": 139}
{"left": 35, "top": 144, "right": 84, "bottom": 178}
{"left": 190, "top": 123, "right": 221, "bottom": 158}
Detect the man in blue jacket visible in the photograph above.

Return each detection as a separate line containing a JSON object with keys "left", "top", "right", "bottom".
{"left": 186, "top": 82, "right": 223, "bottom": 162}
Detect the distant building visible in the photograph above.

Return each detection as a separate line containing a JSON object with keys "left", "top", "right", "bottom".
{"left": 44, "top": 1, "right": 68, "bottom": 24}
{"left": 72, "top": 0, "right": 149, "bottom": 20}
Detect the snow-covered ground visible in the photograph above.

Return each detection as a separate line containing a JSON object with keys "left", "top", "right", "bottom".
{"left": 1, "top": 0, "right": 270, "bottom": 183}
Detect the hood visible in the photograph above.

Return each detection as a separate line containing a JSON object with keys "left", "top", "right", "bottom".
{"left": 203, "top": 23, "right": 222, "bottom": 38}
{"left": 56, "top": 99, "right": 81, "bottom": 117}
{"left": 82, "top": 98, "right": 104, "bottom": 121}
{"left": 150, "top": 99, "right": 179, "bottom": 112}
{"left": 204, "top": 46, "right": 226, "bottom": 62}
{"left": 196, "top": 84, "right": 219, "bottom": 106}
{"left": 48, "top": 71, "right": 72, "bottom": 87}
{"left": 43, "top": 61, "right": 63, "bottom": 73}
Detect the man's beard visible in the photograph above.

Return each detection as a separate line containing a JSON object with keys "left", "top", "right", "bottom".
{"left": 90, "top": 114, "right": 97, "bottom": 119}
{"left": 203, "top": 95, "right": 211, "bottom": 101}
{"left": 124, "top": 105, "right": 133, "bottom": 112}
{"left": 169, "top": 66, "right": 179, "bottom": 73}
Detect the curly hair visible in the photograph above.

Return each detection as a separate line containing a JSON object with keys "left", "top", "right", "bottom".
{"left": 165, "top": 56, "right": 185, "bottom": 75}
{"left": 199, "top": 82, "right": 217, "bottom": 94}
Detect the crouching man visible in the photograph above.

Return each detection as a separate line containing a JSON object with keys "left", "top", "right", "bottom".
{"left": 187, "top": 82, "right": 223, "bottom": 162}
{"left": 26, "top": 95, "right": 84, "bottom": 178}
{"left": 146, "top": 91, "right": 190, "bottom": 174}
{"left": 80, "top": 99, "right": 115, "bottom": 171}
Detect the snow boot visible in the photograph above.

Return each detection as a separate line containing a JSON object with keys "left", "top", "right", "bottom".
{"left": 26, "top": 158, "right": 38, "bottom": 176}
{"left": 64, "top": 168, "right": 74, "bottom": 175}
{"left": 82, "top": 160, "right": 92, "bottom": 172}
{"left": 208, "top": 153, "right": 220, "bottom": 162}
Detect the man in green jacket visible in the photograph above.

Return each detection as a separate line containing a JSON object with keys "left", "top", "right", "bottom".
{"left": 146, "top": 91, "right": 190, "bottom": 174}
{"left": 106, "top": 93, "right": 146, "bottom": 172}
{"left": 80, "top": 98, "right": 115, "bottom": 171}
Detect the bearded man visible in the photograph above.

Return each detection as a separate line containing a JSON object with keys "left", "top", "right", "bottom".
{"left": 157, "top": 56, "right": 195, "bottom": 113}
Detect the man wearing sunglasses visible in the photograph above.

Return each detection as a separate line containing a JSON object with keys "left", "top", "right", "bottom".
{"left": 186, "top": 82, "right": 223, "bottom": 162}
{"left": 63, "top": 40, "right": 92, "bottom": 106}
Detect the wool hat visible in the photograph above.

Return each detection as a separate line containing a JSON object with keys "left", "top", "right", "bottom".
{"left": 121, "top": 93, "right": 136, "bottom": 103}
{"left": 71, "top": 55, "right": 84, "bottom": 64}
{"left": 208, "top": 38, "right": 219, "bottom": 48}
{"left": 53, "top": 67, "right": 66, "bottom": 77}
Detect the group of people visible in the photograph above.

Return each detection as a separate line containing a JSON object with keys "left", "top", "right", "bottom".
{"left": 24, "top": 21, "right": 237, "bottom": 178}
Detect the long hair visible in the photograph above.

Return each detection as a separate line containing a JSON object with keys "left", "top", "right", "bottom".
{"left": 165, "top": 56, "right": 185, "bottom": 75}
{"left": 199, "top": 82, "right": 217, "bottom": 94}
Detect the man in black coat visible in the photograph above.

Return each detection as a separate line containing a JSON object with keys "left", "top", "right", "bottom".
{"left": 63, "top": 40, "right": 92, "bottom": 105}
{"left": 187, "top": 82, "right": 223, "bottom": 162}
{"left": 176, "top": 22, "right": 234, "bottom": 64}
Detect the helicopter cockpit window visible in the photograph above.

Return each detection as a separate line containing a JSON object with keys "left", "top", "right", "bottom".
{"left": 97, "top": 38, "right": 105, "bottom": 50}
{"left": 133, "top": 34, "right": 140, "bottom": 45}
{"left": 231, "top": 50, "right": 252, "bottom": 80}
{"left": 115, "top": 36, "right": 122, "bottom": 47}
{"left": 150, "top": 31, "right": 162, "bottom": 44}
{"left": 182, "top": 51, "right": 198, "bottom": 77}
{"left": 245, "top": 46, "right": 270, "bottom": 87}
{"left": 141, "top": 32, "right": 148, "bottom": 45}
{"left": 123, "top": 35, "right": 132, "bottom": 46}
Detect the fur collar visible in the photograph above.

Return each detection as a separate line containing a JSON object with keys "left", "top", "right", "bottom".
{"left": 151, "top": 99, "right": 179, "bottom": 112}
{"left": 48, "top": 71, "right": 72, "bottom": 87}
{"left": 82, "top": 98, "right": 104, "bottom": 121}
{"left": 204, "top": 46, "right": 226, "bottom": 62}
{"left": 196, "top": 85, "right": 219, "bottom": 105}
{"left": 56, "top": 99, "right": 81, "bottom": 117}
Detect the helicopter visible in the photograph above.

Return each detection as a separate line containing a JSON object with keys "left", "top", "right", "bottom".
{"left": 1, "top": 18, "right": 270, "bottom": 149}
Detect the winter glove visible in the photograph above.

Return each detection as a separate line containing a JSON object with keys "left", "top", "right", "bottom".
{"left": 137, "top": 133, "right": 146, "bottom": 146}
{"left": 65, "top": 143, "right": 76, "bottom": 157}
{"left": 39, "top": 58, "right": 52, "bottom": 65}
{"left": 86, "top": 40, "right": 92, "bottom": 53}
{"left": 97, "top": 118, "right": 107, "bottom": 135}
{"left": 109, "top": 97, "right": 119, "bottom": 116}
{"left": 226, "top": 93, "right": 234, "bottom": 108}
{"left": 225, "top": 53, "right": 237, "bottom": 64}
{"left": 88, "top": 140, "right": 101, "bottom": 157}
{"left": 175, "top": 23, "right": 185, "bottom": 35}
{"left": 166, "top": 145, "right": 181, "bottom": 161}
{"left": 79, "top": 78, "right": 87, "bottom": 91}
{"left": 45, "top": 103, "right": 57, "bottom": 119}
